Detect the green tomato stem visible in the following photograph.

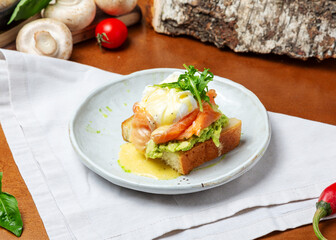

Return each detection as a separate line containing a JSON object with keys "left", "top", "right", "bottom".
{"left": 96, "top": 33, "right": 111, "bottom": 51}
{"left": 313, "top": 207, "right": 328, "bottom": 240}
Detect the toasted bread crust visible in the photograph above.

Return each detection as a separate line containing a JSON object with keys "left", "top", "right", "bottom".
{"left": 177, "top": 118, "right": 241, "bottom": 174}
{"left": 121, "top": 115, "right": 133, "bottom": 142}
{"left": 122, "top": 116, "right": 242, "bottom": 175}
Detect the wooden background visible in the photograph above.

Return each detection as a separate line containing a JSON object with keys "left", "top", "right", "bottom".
{"left": 0, "top": 0, "right": 336, "bottom": 239}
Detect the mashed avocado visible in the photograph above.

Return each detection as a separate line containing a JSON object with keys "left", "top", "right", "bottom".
{"left": 146, "top": 115, "right": 229, "bottom": 158}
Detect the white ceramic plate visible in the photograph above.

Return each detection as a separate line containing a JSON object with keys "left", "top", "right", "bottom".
{"left": 69, "top": 69, "right": 271, "bottom": 194}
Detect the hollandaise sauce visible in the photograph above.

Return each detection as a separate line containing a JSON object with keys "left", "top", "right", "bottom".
{"left": 118, "top": 143, "right": 180, "bottom": 180}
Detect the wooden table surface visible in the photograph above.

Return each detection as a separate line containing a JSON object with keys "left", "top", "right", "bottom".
{"left": 1, "top": 1, "right": 336, "bottom": 239}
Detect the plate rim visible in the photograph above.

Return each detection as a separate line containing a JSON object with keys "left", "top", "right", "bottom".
{"left": 69, "top": 68, "right": 271, "bottom": 195}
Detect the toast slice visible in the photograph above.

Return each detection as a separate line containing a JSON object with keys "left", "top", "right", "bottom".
{"left": 122, "top": 116, "right": 241, "bottom": 175}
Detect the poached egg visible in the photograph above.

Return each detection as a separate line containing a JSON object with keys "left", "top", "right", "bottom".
{"left": 139, "top": 72, "right": 198, "bottom": 127}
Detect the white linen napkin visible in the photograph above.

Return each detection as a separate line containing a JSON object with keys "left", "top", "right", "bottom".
{"left": 0, "top": 49, "right": 335, "bottom": 240}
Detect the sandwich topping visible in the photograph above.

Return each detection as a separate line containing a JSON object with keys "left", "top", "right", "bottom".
{"left": 154, "top": 64, "right": 214, "bottom": 112}
{"left": 146, "top": 114, "right": 229, "bottom": 159}
{"left": 129, "top": 65, "right": 228, "bottom": 155}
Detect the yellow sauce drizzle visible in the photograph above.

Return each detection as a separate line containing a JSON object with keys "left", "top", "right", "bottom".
{"left": 118, "top": 143, "right": 180, "bottom": 180}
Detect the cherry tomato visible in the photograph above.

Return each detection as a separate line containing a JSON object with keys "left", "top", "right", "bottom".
{"left": 95, "top": 18, "right": 128, "bottom": 49}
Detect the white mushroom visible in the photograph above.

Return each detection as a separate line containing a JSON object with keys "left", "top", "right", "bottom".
{"left": 94, "top": 0, "right": 137, "bottom": 16}
{"left": 16, "top": 18, "right": 73, "bottom": 60}
{"left": 43, "top": 0, "right": 96, "bottom": 32}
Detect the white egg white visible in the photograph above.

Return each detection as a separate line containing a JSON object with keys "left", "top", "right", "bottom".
{"left": 139, "top": 72, "right": 198, "bottom": 127}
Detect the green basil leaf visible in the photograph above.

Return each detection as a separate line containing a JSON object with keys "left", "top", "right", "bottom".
{"left": 8, "top": 0, "right": 52, "bottom": 24}
{"left": 0, "top": 173, "right": 23, "bottom": 237}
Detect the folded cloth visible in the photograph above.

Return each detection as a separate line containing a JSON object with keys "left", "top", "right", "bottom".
{"left": 161, "top": 198, "right": 319, "bottom": 240}
{"left": 0, "top": 49, "right": 335, "bottom": 240}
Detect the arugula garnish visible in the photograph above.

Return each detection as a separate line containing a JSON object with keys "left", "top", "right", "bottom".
{"left": 155, "top": 64, "right": 214, "bottom": 111}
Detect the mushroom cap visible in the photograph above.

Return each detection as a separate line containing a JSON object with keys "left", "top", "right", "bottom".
{"left": 43, "top": 0, "right": 96, "bottom": 32}
{"left": 95, "top": 0, "right": 137, "bottom": 16}
{"left": 16, "top": 18, "right": 73, "bottom": 60}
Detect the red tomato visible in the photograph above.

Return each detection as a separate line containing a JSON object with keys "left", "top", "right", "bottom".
{"left": 95, "top": 18, "right": 128, "bottom": 49}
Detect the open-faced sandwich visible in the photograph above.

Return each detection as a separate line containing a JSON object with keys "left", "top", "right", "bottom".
{"left": 122, "top": 65, "right": 241, "bottom": 175}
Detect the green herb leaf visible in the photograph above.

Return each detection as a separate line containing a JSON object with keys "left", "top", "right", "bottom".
{"left": 154, "top": 64, "right": 214, "bottom": 111}
{"left": 8, "top": 0, "right": 52, "bottom": 24}
{"left": 0, "top": 173, "right": 23, "bottom": 237}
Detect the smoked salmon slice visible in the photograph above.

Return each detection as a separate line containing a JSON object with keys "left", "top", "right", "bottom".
{"left": 176, "top": 103, "right": 222, "bottom": 140}
{"left": 151, "top": 89, "right": 221, "bottom": 143}
{"left": 207, "top": 89, "right": 217, "bottom": 105}
{"left": 151, "top": 109, "right": 199, "bottom": 144}
{"left": 176, "top": 90, "right": 221, "bottom": 140}
{"left": 130, "top": 103, "right": 156, "bottom": 151}
{"left": 131, "top": 89, "right": 222, "bottom": 148}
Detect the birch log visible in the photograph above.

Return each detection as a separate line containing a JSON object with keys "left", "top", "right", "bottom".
{"left": 149, "top": 0, "right": 336, "bottom": 60}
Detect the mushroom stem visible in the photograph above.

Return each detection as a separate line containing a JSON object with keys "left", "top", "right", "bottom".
{"left": 34, "top": 31, "right": 58, "bottom": 56}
